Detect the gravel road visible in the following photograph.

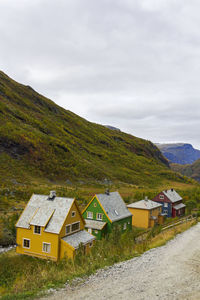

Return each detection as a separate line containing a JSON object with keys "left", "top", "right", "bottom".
{"left": 41, "top": 223, "right": 200, "bottom": 300}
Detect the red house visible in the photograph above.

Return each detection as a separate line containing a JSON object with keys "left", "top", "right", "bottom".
{"left": 152, "top": 188, "right": 186, "bottom": 218}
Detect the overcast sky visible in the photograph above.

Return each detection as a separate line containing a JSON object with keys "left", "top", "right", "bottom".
{"left": 0, "top": 0, "right": 200, "bottom": 149}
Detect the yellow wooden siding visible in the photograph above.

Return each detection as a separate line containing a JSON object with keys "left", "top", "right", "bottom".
{"left": 59, "top": 200, "right": 85, "bottom": 239}
{"left": 16, "top": 226, "right": 59, "bottom": 261}
{"left": 128, "top": 206, "right": 162, "bottom": 228}
{"left": 60, "top": 239, "right": 75, "bottom": 260}
{"left": 158, "top": 214, "right": 164, "bottom": 225}
{"left": 150, "top": 207, "right": 161, "bottom": 218}
{"left": 128, "top": 208, "right": 149, "bottom": 228}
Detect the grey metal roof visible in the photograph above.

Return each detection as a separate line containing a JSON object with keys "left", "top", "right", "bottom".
{"left": 62, "top": 230, "right": 95, "bottom": 249}
{"left": 30, "top": 207, "right": 55, "bottom": 227}
{"left": 173, "top": 203, "right": 186, "bottom": 210}
{"left": 16, "top": 194, "right": 74, "bottom": 234}
{"left": 16, "top": 206, "right": 37, "bottom": 229}
{"left": 127, "top": 199, "right": 162, "bottom": 210}
{"left": 85, "top": 219, "right": 107, "bottom": 230}
{"left": 163, "top": 189, "right": 182, "bottom": 203}
{"left": 96, "top": 192, "right": 132, "bottom": 222}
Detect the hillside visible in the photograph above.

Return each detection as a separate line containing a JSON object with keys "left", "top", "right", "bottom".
{"left": 0, "top": 71, "right": 187, "bottom": 188}
{"left": 171, "top": 159, "right": 200, "bottom": 182}
{"left": 156, "top": 143, "right": 200, "bottom": 165}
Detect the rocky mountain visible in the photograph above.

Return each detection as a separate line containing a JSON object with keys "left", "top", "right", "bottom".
{"left": 156, "top": 143, "right": 200, "bottom": 165}
{"left": 0, "top": 71, "right": 186, "bottom": 187}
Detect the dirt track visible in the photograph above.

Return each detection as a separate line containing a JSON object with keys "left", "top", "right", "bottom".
{"left": 41, "top": 223, "right": 200, "bottom": 300}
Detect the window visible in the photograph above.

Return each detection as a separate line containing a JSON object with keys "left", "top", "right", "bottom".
{"left": 34, "top": 225, "right": 41, "bottom": 234}
{"left": 66, "top": 225, "right": 71, "bottom": 235}
{"left": 164, "top": 209, "right": 168, "bottom": 214}
{"left": 94, "top": 203, "right": 97, "bottom": 207}
{"left": 97, "top": 213, "right": 103, "bottom": 221}
{"left": 164, "top": 203, "right": 168, "bottom": 208}
{"left": 123, "top": 223, "right": 127, "bottom": 230}
{"left": 95, "top": 230, "right": 98, "bottom": 234}
{"left": 88, "top": 228, "right": 92, "bottom": 234}
{"left": 43, "top": 242, "right": 51, "bottom": 253}
{"left": 23, "top": 239, "right": 30, "bottom": 249}
{"left": 71, "top": 211, "right": 76, "bottom": 217}
{"left": 87, "top": 211, "right": 93, "bottom": 219}
{"left": 89, "top": 241, "right": 93, "bottom": 247}
{"left": 159, "top": 195, "right": 164, "bottom": 200}
{"left": 71, "top": 222, "right": 80, "bottom": 232}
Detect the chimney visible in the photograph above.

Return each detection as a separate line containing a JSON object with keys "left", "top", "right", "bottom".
{"left": 171, "top": 188, "right": 174, "bottom": 192}
{"left": 145, "top": 196, "right": 148, "bottom": 201}
{"left": 48, "top": 191, "right": 56, "bottom": 200}
{"left": 105, "top": 189, "right": 110, "bottom": 195}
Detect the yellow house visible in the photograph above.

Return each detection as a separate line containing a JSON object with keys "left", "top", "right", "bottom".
{"left": 127, "top": 197, "right": 164, "bottom": 228}
{"left": 16, "top": 191, "right": 95, "bottom": 261}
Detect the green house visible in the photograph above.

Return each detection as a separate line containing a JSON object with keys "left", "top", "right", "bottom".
{"left": 82, "top": 191, "right": 132, "bottom": 240}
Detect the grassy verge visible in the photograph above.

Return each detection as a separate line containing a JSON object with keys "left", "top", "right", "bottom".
{"left": 149, "top": 219, "right": 197, "bottom": 249}
{"left": 0, "top": 219, "right": 197, "bottom": 300}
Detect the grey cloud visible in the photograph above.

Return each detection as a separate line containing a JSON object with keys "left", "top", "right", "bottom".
{"left": 0, "top": 0, "right": 200, "bottom": 148}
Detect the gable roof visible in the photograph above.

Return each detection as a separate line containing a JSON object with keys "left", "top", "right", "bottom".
{"left": 162, "top": 189, "right": 182, "bottom": 203}
{"left": 16, "top": 194, "right": 74, "bottom": 234}
{"left": 127, "top": 199, "right": 162, "bottom": 210}
{"left": 96, "top": 191, "right": 132, "bottom": 222}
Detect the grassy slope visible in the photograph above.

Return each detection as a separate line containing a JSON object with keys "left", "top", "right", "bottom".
{"left": 0, "top": 70, "right": 186, "bottom": 188}
{"left": 171, "top": 160, "right": 200, "bottom": 182}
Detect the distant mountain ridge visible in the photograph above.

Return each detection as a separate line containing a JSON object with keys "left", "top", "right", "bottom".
{"left": 0, "top": 70, "right": 182, "bottom": 187}
{"left": 156, "top": 143, "right": 200, "bottom": 165}
{"left": 171, "top": 159, "right": 200, "bottom": 182}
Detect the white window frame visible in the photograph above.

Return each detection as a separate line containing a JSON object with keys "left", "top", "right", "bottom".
{"left": 123, "top": 223, "right": 127, "bottom": 230}
{"left": 42, "top": 242, "right": 51, "bottom": 253}
{"left": 164, "top": 209, "right": 168, "bottom": 214}
{"left": 71, "top": 211, "right": 76, "bottom": 217}
{"left": 66, "top": 224, "right": 71, "bottom": 235}
{"left": 159, "top": 195, "right": 164, "bottom": 200}
{"left": 87, "top": 211, "right": 93, "bottom": 219}
{"left": 88, "top": 228, "right": 92, "bottom": 234}
{"left": 96, "top": 213, "right": 103, "bottom": 221}
{"left": 95, "top": 230, "right": 98, "bottom": 234}
{"left": 71, "top": 221, "right": 80, "bottom": 232}
{"left": 164, "top": 203, "right": 168, "bottom": 208}
{"left": 23, "top": 238, "right": 30, "bottom": 249}
{"left": 34, "top": 225, "right": 41, "bottom": 235}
